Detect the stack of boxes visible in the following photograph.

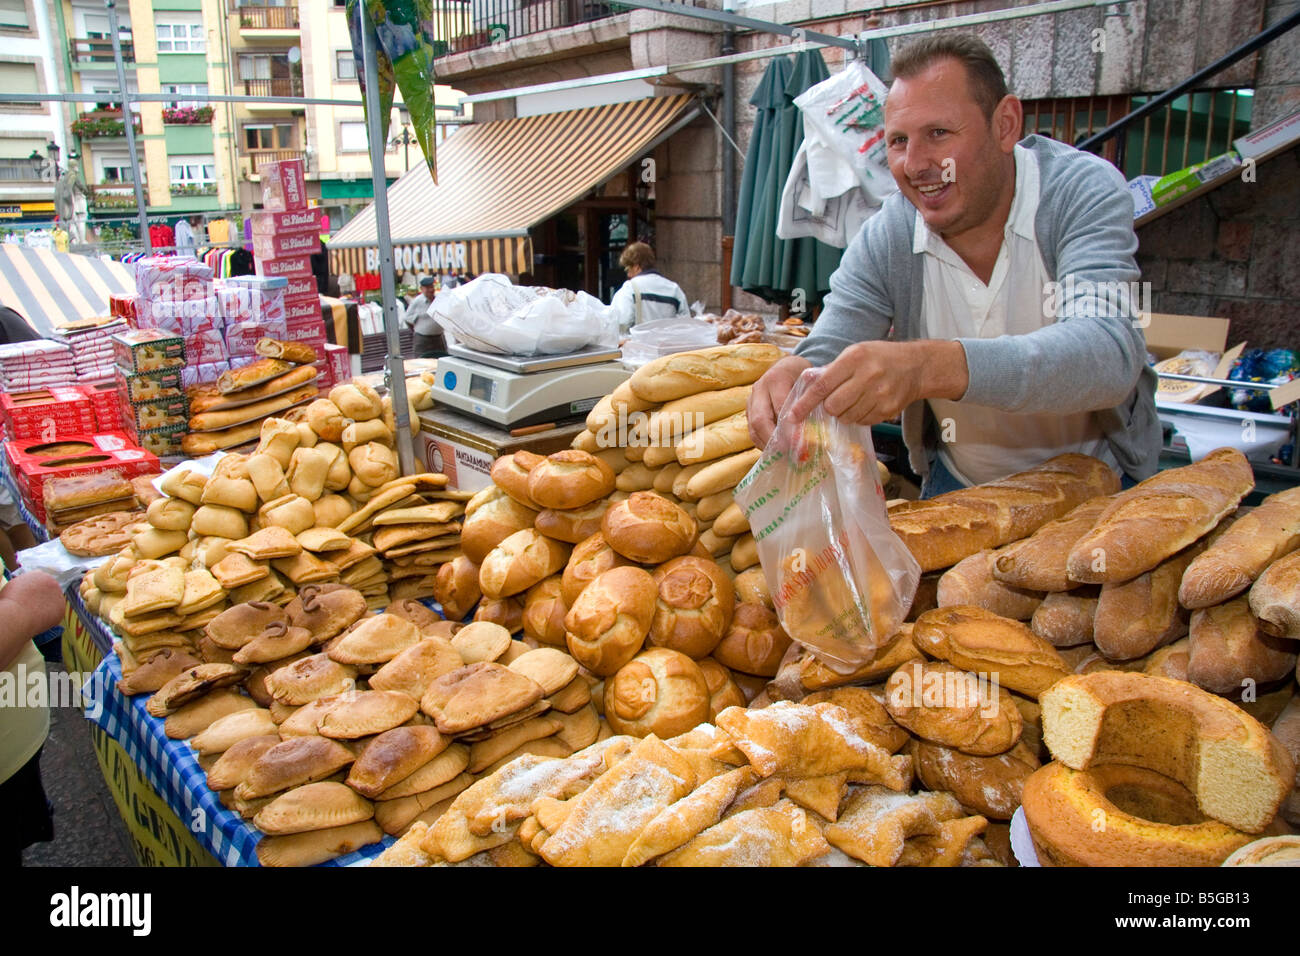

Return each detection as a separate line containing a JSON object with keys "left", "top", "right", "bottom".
{"left": 218, "top": 274, "right": 287, "bottom": 361}
{"left": 5, "top": 432, "right": 159, "bottom": 525}
{"left": 54, "top": 320, "right": 126, "bottom": 386}
{"left": 0, "top": 386, "right": 96, "bottom": 441}
{"left": 132, "top": 255, "right": 227, "bottom": 390}
{"left": 253, "top": 158, "right": 330, "bottom": 381}
{"left": 111, "top": 328, "right": 189, "bottom": 458}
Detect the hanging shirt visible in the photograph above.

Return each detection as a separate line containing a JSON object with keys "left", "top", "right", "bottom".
{"left": 610, "top": 269, "right": 690, "bottom": 333}
{"left": 921, "top": 145, "right": 1113, "bottom": 486}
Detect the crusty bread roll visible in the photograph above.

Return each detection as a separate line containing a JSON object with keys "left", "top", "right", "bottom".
{"left": 1187, "top": 597, "right": 1298, "bottom": 696}
{"left": 563, "top": 565, "right": 656, "bottom": 676}
{"left": 306, "top": 399, "right": 347, "bottom": 442}
{"left": 191, "top": 504, "right": 248, "bottom": 540}
{"left": 490, "top": 451, "right": 543, "bottom": 508}
{"left": 1040, "top": 671, "right": 1296, "bottom": 833}
{"left": 247, "top": 453, "right": 291, "bottom": 503}
{"left": 937, "top": 549, "right": 1043, "bottom": 620}
{"left": 330, "top": 381, "right": 383, "bottom": 421}
{"left": 648, "top": 556, "right": 735, "bottom": 659}
{"left": 260, "top": 494, "right": 318, "bottom": 536}
{"left": 1093, "top": 543, "right": 1200, "bottom": 661}
{"left": 627, "top": 343, "right": 781, "bottom": 403}
{"left": 695, "top": 490, "right": 734, "bottom": 523}
{"left": 147, "top": 497, "right": 196, "bottom": 533}
{"left": 883, "top": 659, "right": 1023, "bottom": 755}
{"left": 602, "top": 491, "right": 697, "bottom": 564}
{"left": 730, "top": 533, "right": 758, "bottom": 572}
{"left": 460, "top": 494, "right": 539, "bottom": 565}
{"left": 286, "top": 446, "right": 332, "bottom": 502}
{"left": 474, "top": 596, "right": 525, "bottom": 634}
{"left": 348, "top": 442, "right": 399, "bottom": 488}
{"left": 159, "top": 468, "right": 207, "bottom": 505}
{"left": 1142, "top": 637, "right": 1191, "bottom": 682}
{"left": 890, "top": 454, "right": 1121, "bottom": 574}
{"left": 534, "top": 499, "right": 610, "bottom": 545}
{"left": 1029, "top": 588, "right": 1099, "bottom": 647}
{"left": 433, "top": 556, "right": 481, "bottom": 621}
{"left": 712, "top": 501, "right": 749, "bottom": 538}
{"left": 1067, "top": 447, "right": 1253, "bottom": 585}
{"left": 913, "top": 738, "right": 1040, "bottom": 821}
{"left": 614, "top": 462, "right": 657, "bottom": 493}
{"left": 603, "top": 648, "right": 710, "bottom": 739}
{"left": 911, "top": 606, "right": 1071, "bottom": 699}
{"left": 711, "top": 602, "right": 791, "bottom": 677}
{"left": 256, "top": 418, "right": 301, "bottom": 468}
{"left": 696, "top": 657, "right": 746, "bottom": 720}
{"left": 1270, "top": 698, "right": 1300, "bottom": 826}
{"left": 676, "top": 411, "right": 754, "bottom": 466}
{"left": 341, "top": 419, "right": 393, "bottom": 453}
{"left": 684, "top": 448, "right": 761, "bottom": 500}
{"left": 479, "top": 528, "right": 571, "bottom": 600}
{"left": 733, "top": 567, "right": 772, "bottom": 608}
{"left": 990, "top": 497, "right": 1111, "bottom": 592}
{"left": 1181, "top": 487, "right": 1300, "bottom": 608}
{"left": 1248, "top": 549, "right": 1300, "bottom": 640}
{"left": 522, "top": 576, "right": 569, "bottom": 647}
{"left": 526, "top": 450, "right": 616, "bottom": 511}
{"left": 560, "top": 532, "right": 631, "bottom": 607}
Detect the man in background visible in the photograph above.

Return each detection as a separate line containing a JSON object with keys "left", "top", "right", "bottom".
{"left": 610, "top": 242, "right": 691, "bottom": 334}
{"left": 402, "top": 275, "right": 446, "bottom": 358}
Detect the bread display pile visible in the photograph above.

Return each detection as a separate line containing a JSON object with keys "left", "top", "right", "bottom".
{"left": 181, "top": 340, "right": 324, "bottom": 456}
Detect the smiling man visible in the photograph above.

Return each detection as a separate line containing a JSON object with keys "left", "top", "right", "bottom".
{"left": 748, "top": 34, "right": 1160, "bottom": 495}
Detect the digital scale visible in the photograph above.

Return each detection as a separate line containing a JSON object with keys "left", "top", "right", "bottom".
{"left": 430, "top": 344, "right": 630, "bottom": 428}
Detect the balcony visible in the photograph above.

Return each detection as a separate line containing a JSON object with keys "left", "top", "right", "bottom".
{"left": 70, "top": 37, "right": 135, "bottom": 66}
{"left": 236, "top": 4, "right": 300, "bottom": 34}
{"left": 430, "top": 0, "right": 664, "bottom": 58}
{"left": 245, "top": 147, "right": 305, "bottom": 173}
{"left": 90, "top": 183, "right": 144, "bottom": 211}
{"left": 0, "top": 158, "right": 46, "bottom": 183}
{"left": 240, "top": 76, "right": 304, "bottom": 100}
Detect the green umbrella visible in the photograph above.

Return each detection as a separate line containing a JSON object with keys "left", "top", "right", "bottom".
{"left": 731, "top": 50, "right": 841, "bottom": 310}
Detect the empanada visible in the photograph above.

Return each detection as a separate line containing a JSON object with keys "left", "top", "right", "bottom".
{"left": 190, "top": 708, "right": 278, "bottom": 755}
{"left": 239, "top": 734, "right": 357, "bottom": 799}
{"left": 316, "top": 690, "right": 420, "bottom": 739}
{"left": 347, "top": 725, "right": 450, "bottom": 798}
{"left": 622, "top": 765, "right": 758, "bottom": 866}
{"left": 658, "top": 799, "right": 831, "bottom": 866}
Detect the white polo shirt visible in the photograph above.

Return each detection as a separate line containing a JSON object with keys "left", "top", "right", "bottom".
{"left": 920, "top": 145, "right": 1114, "bottom": 486}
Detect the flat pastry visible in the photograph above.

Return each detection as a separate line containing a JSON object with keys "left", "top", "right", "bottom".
{"left": 547, "top": 676, "right": 592, "bottom": 714}
{"left": 801, "top": 686, "right": 910, "bottom": 753}
{"left": 316, "top": 690, "right": 421, "bottom": 739}
{"left": 552, "top": 704, "right": 601, "bottom": 752}
{"left": 368, "top": 638, "right": 465, "bottom": 699}
{"left": 385, "top": 598, "right": 444, "bottom": 632}
{"left": 60, "top": 510, "right": 143, "bottom": 557}
{"left": 163, "top": 689, "right": 258, "bottom": 740}
{"left": 894, "top": 813, "right": 989, "bottom": 867}
{"left": 205, "top": 601, "right": 286, "bottom": 650}
{"left": 266, "top": 653, "right": 358, "bottom": 705}
{"left": 174, "top": 570, "right": 228, "bottom": 617}
{"left": 146, "top": 663, "right": 248, "bottom": 717}
{"left": 232, "top": 623, "right": 315, "bottom": 665}
{"left": 121, "top": 565, "right": 186, "bottom": 617}
{"left": 115, "top": 646, "right": 204, "bottom": 697}
{"left": 450, "top": 622, "right": 513, "bottom": 664}
{"left": 824, "top": 786, "right": 969, "bottom": 867}
{"left": 255, "top": 820, "right": 383, "bottom": 867}
{"left": 286, "top": 584, "right": 368, "bottom": 643}
{"left": 481, "top": 737, "right": 571, "bottom": 776}
{"left": 783, "top": 773, "right": 850, "bottom": 822}
{"left": 238, "top": 734, "right": 358, "bottom": 800}
{"left": 272, "top": 550, "right": 341, "bottom": 586}
{"left": 274, "top": 695, "right": 350, "bottom": 737}
{"left": 658, "top": 799, "right": 832, "bottom": 867}
{"left": 230, "top": 525, "right": 303, "bottom": 560}
{"left": 254, "top": 781, "right": 374, "bottom": 835}
{"left": 190, "top": 708, "right": 278, "bottom": 755}
{"left": 369, "top": 820, "right": 436, "bottom": 867}
{"left": 467, "top": 717, "right": 565, "bottom": 773}
{"left": 507, "top": 647, "right": 580, "bottom": 696}
{"left": 622, "top": 765, "right": 758, "bottom": 866}
{"left": 375, "top": 744, "right": 471, "bottom": 801}
{"left": 419, "top": 662, "right": 547, "bottom": 735}
{"left": 347, "top": 725, "right": 450, "bottom": 798}
{"left": 724, "top": 776, "right": 785, "bottom": 817}
{"left": 374, "top": 775, "right": 476, "bottom": 835}
{"left": 715, "top": 701, "right": 914, "bottom": 788}
{"left": 327, "top": 613, "right": 422, "bottom": 666}
{"left": 206, "top": 734, "right": 282, "bottom": 792}
{"left": 211, "top": 552, "right": 271, "bottom": 590}
{"left": 538, "top": 735, "right": 696, "bottom": 867}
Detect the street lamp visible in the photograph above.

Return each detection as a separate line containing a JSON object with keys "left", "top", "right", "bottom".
{"left": 29, "top": 142, "right": 62, "bottom": 182}
{"left": 388, "top": 107, "right": 413, "bottom": 172}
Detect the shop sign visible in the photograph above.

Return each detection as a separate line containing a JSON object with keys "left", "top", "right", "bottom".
{"left": 366, "top": 241, "right": 468, "bottom": 274}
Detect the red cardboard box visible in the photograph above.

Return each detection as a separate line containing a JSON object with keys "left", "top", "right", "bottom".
{"left": 284, "top": 274, "right": 318, "bottom": 300}
{"left": 255, "top": 254, "right": 313, "bottom": 279}
{"left": 251, "top": 230, "right": 320, "bottom": 260}
{"left": 258, "top": 158, "right": 307, "bottom": 212}
{"left": 7, "top": 432, "right": 160, "bottom": 521}
{"left": 81, "top": 382, "right": 124, "bottom": 432}
{"left": 121, "top": 420, "right": 187, "bottom": 458}
{"left": 1, "top": 387, "right": 96, "bottom": 442}
{"left": 323, "top": 343, "right": 350, "bottom": 388}
{"left": 250, "top": 208, "right": 321, "bottom": 237}
{"left": 284, "top": 296, "right": 321, "bottom": 325}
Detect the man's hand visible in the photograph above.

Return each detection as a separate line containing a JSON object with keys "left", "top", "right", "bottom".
{"left": 748, "top": 355, "right": 812, "bottom": 448}
{"left": 784, "top": 340, "right": 969, "bottom": 426}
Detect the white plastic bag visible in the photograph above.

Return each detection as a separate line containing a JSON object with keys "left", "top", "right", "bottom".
{"left": 429, "top": 273, "right": 617, "bottom": 355}
{"left": 619, "top": 316, "right": 720, "bottom": 368}
{"left": 795, "top": 59, "right": 896, "bottom": 203}
{"left": 733, "top": 370, "right": 919, "bottom": 669}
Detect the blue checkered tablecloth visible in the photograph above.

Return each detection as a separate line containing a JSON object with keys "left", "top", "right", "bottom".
{"left": 70, "top": 593, "right": 421, "bottom": 868}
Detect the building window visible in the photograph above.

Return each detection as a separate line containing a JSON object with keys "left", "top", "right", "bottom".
{"left": 163, "top": 83, "right": 209, "bottom": 109}
{"left": 336, "top": 50, "right": 356, "bottom": 81}
{"left": 0, "top": 0, "right": 29, "bottom": 30}
{"left": 169, "top": 154, "right": 217, "bottom": 186}
{"left": 157, "top": 18, "right": 206, "bottom": 53}
{"left": 339, "top": 121, "right": 368, "bottom": 153}
{"left": 244, "top": 123, "right": 296, "bottom": 150}
{"left": 0, "top": 61, "right": 39, "bottom": 94}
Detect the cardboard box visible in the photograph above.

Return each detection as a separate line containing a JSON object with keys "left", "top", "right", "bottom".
{"left": 251, "top": 230, "right": 321, "bottom": 261}
{"left": 250, "top": 208, "right": 322, "bottom": 237}
{"left": 323, "top": 343, "right": 350, "bottom": 389}
{"left": 284, "top": 274, "right": 317, "bottom": 300}
{"left": 258, "top": 158, "right": 307, "bottom": 212}
{"left": 117, "top": 390, "right": 188, "bottom": 432}
{"left": 418, "top": 429, "right": 495, "bottom": 493}
{"left": 255, "top": 254, "right": 313, "bottom": 279}
{"left": 1152, "top": 151, "right": 1242, "bottom": 206}
{"left": 1, "top": 387, "right": 96, "bottom": 442}
{"left": 112, "top": 328, "right": 185, "bottom": 374}
{"left": 113, "top": 367, "right": 184, "bottom": 405}
{"left": 81, "top": 382, "right": 124, "bottom": 431}
{"left": 224, "top": 319, "right": 288, "bottom": 359}
{"left": 1145, "top": 312, "right": 1244, "bottom": 404}
{"left": 7, "top": 432, "right": 159, "bottom": 521}
{"left": 1128, "top": 175, "right": 1159, "bottom": 219}
{"left": 284, "top": 296, "right": 321, "bottom": 325}
{"left": 122, "top": 420, "right": 187, "bottom": 458}
{"left": 1234, "top": 108, "right": 1300, "bottom": 161}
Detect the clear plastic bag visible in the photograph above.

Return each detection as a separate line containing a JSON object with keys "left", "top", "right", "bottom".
{"left": 733, "top": 370, "right": 919, "bottom": 669}
{"left": 429, "top": 273, "right": 617, "bottom": 355}
{"left": 619, "top": 316, "right": 720, "bottom": 368}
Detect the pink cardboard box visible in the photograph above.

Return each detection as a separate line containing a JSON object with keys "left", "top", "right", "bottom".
{"left": 250, "top": 208, "right": 321, "bottom": 237}
{"left": 251, "top": 231, "right": 320, "bottom": 260}
{"left": 256, "top": 254, "right": 314, "bottom": 279}
{"left": 323, "top": 343, "right": 350, "bottom": 387}
{"left": 258, "top": 158, "right": 307, "bottom": 212}
{"left": 284, "top": 296, "right": 321, "bottom": 325}
{"left": 284, "top": 274, "right": 318, "bottom": 299}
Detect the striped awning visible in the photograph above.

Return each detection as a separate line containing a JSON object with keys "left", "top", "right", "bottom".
{"left": 329, "top": 94, "right": 699, "bottom": 277}
{"left": 0, "top": 245, "right": 136, "bottom": 336}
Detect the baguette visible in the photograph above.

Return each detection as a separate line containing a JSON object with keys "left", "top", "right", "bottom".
{"left": 1248, "top": 549, "right": 1300, "bottom": 639}
{"left": 628, "top": 344, "right": 781, "bottom": 403}
{"left": 218, "top": 358, "right": 295, "bottom": 394}
{"left": 1093, "top": 542, "right": 1201, "bottom": 661}
{"left": 1187, "top": 597, "right": 1298, "bottom": 695}
{"left": 991, "top": 497, "right": 1112, "bottom": 592}
{"left": 1066, "top": 447, "right": 1253, "bottom": 585}
{"left": 646, "top": 386, "right": 752, "bottom": 446}
{"left": 1029, "top": 588, "right": 1099, "bottom": 647}
{"left": 936, "top": 549, "right": 1042, "bottom": 620}
{"left": 182, "top": 420, "right": 267, "bottom": 455}
{"left": 684, "top": 448, "right": 761, "bottom": 500}
{"left": 891, "top": 454, "right": 1120, "bottom": 574}
{"left": 676, "top": 411, "right": 754, "bottom": 466}
{"left": 1182, "top": 487, "right": 1300, "bottom": 609}
{"left": 256, "top": 338, "right": 319, "bottom": 365}
{"left": 189, "top": 384, "right": 319, "bottom": 432}
{"left": 188, "top": 365, "right": 319, "bottom": 414}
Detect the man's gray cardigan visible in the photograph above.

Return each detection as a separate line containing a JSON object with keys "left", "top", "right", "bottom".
{"left": 795, "top": 134, "right": 1161, "bottom": 482}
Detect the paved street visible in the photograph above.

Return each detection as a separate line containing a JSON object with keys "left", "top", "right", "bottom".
{"left": 22, "top": 663, "right": 136, "bottom": 867}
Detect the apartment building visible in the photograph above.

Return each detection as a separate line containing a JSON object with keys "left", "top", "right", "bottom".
{"left": 48, "top": 0, "right": 461, "bottom": 234}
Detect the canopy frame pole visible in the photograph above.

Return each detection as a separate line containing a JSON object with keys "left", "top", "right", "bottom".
{"left": 106, "top": 0, "right": 150, "bottom": 253}
{"left": 360, "top": 0, "right": 415, "bottom": 477}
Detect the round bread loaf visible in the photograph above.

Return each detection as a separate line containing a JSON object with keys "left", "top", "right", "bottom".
{"left": 330, "top": 381, "right": 382, "bottom": 422}
{"left": 526, "top": 450, "right": 616, "bottom": 511}
{"left": 913, "top": 738, "right": 1040, "bottom": 820}
{"left": 534, "top": 498, "right": 612, "bottom": 545}
{"left": 522, "top": 576, "right": 569, "bottom": 647}
{"left": 696, "top": 657, "right": 745, "bottom": 721}
{"left": 306, "top": 399, "right": 347, "bottom": 442}
{"left": 348, "top": 442, "right": 399, "bottom": 488}
{"left": 711, "top": 601, "right": 792, "bottom": 677}
{"left": 884, "top": 659, "right": 1023, "bottom": 756}
{"left": 479, "top": 528, "right": 571, "bottom": 600}
{"left": 561, "top": 532, "right": 632, "bottom": 607}
{"left": 602, "top": 490, "right": 697, "bottom": 564}
{"left": 475, "top": 596, "right": 525, "bottom": 634}
{"left": 564, "top": 565, "right": 657, "bottom": 676}
{"left": 489, "top": 451, "right": 543, "bottom": 509}
{"left": 603, "top": 648, "right": 710, "bottom": 739}
{"left": 1022, "top": 761, "right": 1254, "bottom": 866}
{"left": 460, "top": 494, "right": 540, "bottom": 565}
{"left": 648, "top": 556, "right": 735, "bottom": 659}
{"left": 433, "top": 555, "right": 481, "bottom": 621}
